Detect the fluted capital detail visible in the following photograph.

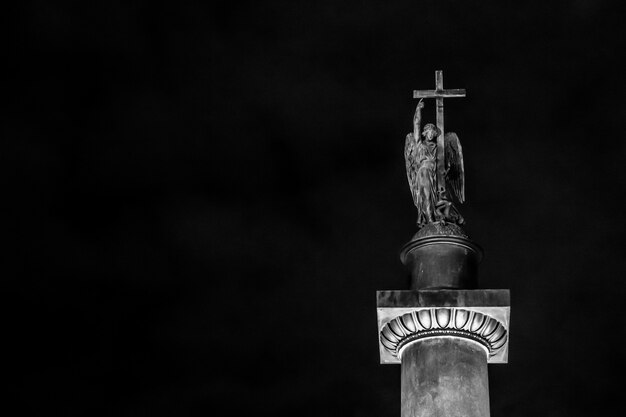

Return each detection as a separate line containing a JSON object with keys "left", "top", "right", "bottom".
{"left": 380, "top": 308, "right": 507, "bottom": 360}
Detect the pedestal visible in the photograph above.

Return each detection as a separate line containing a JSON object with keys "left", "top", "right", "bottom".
{"left": 401, "top": 236, "right": 482, "bottom": 290}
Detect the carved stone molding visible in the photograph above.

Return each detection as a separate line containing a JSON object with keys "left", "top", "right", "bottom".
{"left": 380, "top": 308, "right": 507, "bottom": 360}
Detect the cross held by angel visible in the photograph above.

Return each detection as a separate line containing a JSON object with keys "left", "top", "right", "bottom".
{"left": 405, "top": 71, "right": 466, "bottom": 228}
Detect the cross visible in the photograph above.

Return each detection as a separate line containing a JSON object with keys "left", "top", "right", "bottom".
{"left": 413, "top": 70, "right": 466, "bottom": 196}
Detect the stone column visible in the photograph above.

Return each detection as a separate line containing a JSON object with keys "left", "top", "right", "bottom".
{"left": 401, "top": 338, "right": 489, "bottom": 417}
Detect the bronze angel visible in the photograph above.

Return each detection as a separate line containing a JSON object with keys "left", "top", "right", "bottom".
{"left": 404, "top": 100, "right": 465, "bottom": 227}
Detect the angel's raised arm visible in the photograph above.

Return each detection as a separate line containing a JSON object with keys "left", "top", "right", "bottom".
{"left": 413, "top": 99, "right": 424, "bottom": 140}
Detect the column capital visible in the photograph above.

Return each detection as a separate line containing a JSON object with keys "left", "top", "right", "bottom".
{"left": 376, "top": 290, "right": 510, "bottom": 364}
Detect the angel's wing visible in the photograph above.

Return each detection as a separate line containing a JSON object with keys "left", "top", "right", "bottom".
{"left": 404, "top": 133, "right": 419, "bottom": 208}
{"left": 444, "top": 132, "right": 465, "bottom": 203}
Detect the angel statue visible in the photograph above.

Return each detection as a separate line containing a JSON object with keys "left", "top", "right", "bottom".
{"left": 404, "top": 99, "right": 465, "bottom": 228}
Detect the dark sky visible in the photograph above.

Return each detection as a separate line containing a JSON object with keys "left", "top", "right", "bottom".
{"left": 8, "top": 1, "right": 626, "bottom": 416}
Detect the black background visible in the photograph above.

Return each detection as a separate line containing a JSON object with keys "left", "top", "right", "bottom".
{"left": 8, "top": 1, "right": 626, "bottom": 416}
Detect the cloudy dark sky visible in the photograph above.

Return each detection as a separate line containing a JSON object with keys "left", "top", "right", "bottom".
{"left": 8, "top": 1, "right": 626, "bottom": 416}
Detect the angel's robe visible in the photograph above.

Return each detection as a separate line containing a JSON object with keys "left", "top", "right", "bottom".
{"left": 406, "top": 134, "right": 438, "bottom": 225}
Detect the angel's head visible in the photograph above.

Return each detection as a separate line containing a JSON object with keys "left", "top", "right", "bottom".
{"left": 422, "top": 124, "right": 440, "bottom": 141}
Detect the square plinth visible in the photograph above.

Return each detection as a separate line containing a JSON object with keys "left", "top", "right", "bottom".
{"left": 376, "top": 289, "right": 510, "bottom": 365}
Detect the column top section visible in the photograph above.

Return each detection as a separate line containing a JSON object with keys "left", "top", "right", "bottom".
{"left": 376, "top": 289, "right": 510, "bottom": 365}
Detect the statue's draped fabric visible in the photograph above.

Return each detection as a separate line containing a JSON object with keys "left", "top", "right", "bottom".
{"left": 405, "top": 133, "right": 438, "bottom": 226}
